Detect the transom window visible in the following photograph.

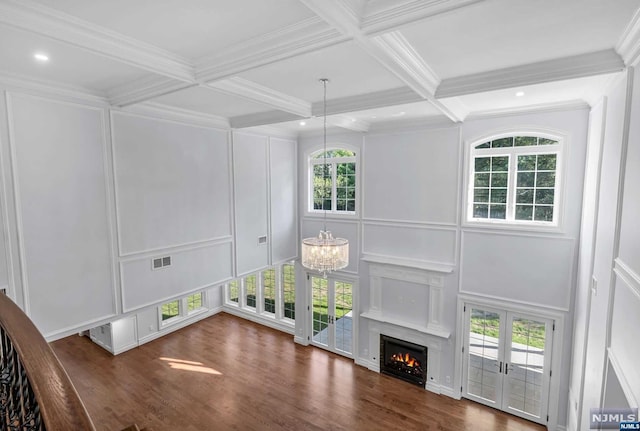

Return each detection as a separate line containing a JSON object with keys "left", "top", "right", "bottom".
{"left": 468, "top": 135, "right": 562, "bottom": 225}
{"left": 309, "top": 149, "right": 356, "bottom": 214}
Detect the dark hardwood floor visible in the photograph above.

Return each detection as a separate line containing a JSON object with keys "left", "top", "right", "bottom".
{"left": 51, "top": 313, "right": 545, "bottom": 431}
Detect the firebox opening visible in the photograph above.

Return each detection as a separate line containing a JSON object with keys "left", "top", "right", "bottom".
{"left": 380, "top": 335, "right": 427, "bottom": 387}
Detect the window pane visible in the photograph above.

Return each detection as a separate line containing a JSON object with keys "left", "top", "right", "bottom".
{"left": 262, "top": 269, "right": 276, "bottom": 314}
{"left": 490, "top": 189, "right": 507, "bottom": 204}
{"left": 473, "top": 204, "right": 488, "bottom": 218}
{"left": 491, "top": 173, "right": 508, "bottom": 187}
{"left": 536, "top": 171, "right": 555, "bottom": 187}
{"left": 517, "top": 172, "right": 535, "bottom": 187}
{"left": 535, "top": 189, "right": 555, "bottom": 205}
{"left": 475, "top": 173, "right": 490, "bottom": 187}
{"left": 282, "top": 263, "right": 295, "bottom": 320}
{"left": 475, "top": 157, "right": 491, "bottom": 172}
{"left": 516, "top": 205, "right": 534, "bottom": 220}
{"left": 489, "top": 204, "right": 506, "bottom": 219}
{"left": 516, "top": 188, "right": 534, "bottom": 204}
{"left": 229, "top": 280, "right": 239, "bottom": 303}
{"left": 162, "top": 300, "right": 180, "bottom": 321}
{"left": 518, "top": 155, "right": 536, "bottom": 171}
{"left": 491, "top": 137, "right": 513, "bottom": 148}
{"left": 537, "top": 154, "right": 556, "bottom": 170}
{"left": 187, "top": 292, "right": 203, "bottom": 312}
{"left": 534, "top": 206, "right": 554, "bottom": 222}
{"left": 476, "top": 141, "right": 490, "bottom": 149}
{"left": 313, "top": 164, "right": 332, "bottom": 210}
{"left": 514, "top": 136, "right": 538, "bottom": 146}
{"left": 474, "top": 188, "right": 489, "bottom": 203}
{"left": 538, "top": 138, "right": 558, "bottom": 146}
{"left": 346, "top": 200, "right": 355, "bottom": 211}
{"left": 245, "top": 275, "right": 257, "bottom": 309}
{"left": 491, "top": 156, "right": 508, "bottom": 172}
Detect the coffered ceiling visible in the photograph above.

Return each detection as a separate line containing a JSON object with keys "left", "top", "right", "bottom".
{"left": 1, "top": 0, "right": 639, "bottom": 134}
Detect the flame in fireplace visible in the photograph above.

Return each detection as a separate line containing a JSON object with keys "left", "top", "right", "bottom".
{"left": 390, "top": 352, "right": 421, "bottom": 368}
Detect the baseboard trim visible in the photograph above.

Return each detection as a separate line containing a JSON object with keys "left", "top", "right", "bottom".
{"left": 137, "top": 306, "right": 222, "bottom": 348}
{"left": 221, "top": 306, "right": 295, "bottom": 336}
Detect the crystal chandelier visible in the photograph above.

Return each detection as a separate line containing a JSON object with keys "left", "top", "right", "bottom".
{"left": 301, "top": 79, "right": 349, "bottom": 276}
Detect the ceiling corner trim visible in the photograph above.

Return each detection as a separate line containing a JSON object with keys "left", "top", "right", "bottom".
{"left": 108, "top": 76, "right": 195, "bottom": 107}
{"left": 298, "top": 0, "right": 361, "bottom": 35}
{"left": 617, "top": 7, "right": 640, "bottom": 66}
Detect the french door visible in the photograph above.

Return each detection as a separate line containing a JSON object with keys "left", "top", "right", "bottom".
{"left": 309, "top": 275, "right": 353, "bottom": 357}
{"left": 463, "top": 304, "right": 553, "bottom": 425}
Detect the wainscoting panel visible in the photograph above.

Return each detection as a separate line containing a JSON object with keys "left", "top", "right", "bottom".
{"left": 460, "top": 230, "right": 575, "bottom": 310}
{"left": 111, "top": 111, "right": 231, "bottom": 256}
{"left": 120, "top": 241, "right": 232, "bottom": 312}
{"left": 362, "top": 222, "right": 457, "bottom": 266}
{"left": 7, "top": 93, "right": 116, "bottom": 336}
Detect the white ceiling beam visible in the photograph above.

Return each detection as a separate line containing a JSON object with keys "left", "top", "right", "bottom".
{"left": 206, "top": 77, "right": 312, "bottom": 117}
{"left": 311, "top": 86, "right": 422, "bottom": 116}
{"left": 195, "top": 17, "right": 346, "bottom": 83}
{"left": 0, "top": 0, "right": 194, "bottom": 82}
{"left": 360, "top": 0, "right": 486, "bottom": 36}
{"left": 108, "top": 76, "right": 195, "bottom": 107}
{"left": 121, "top": 102, "right": 230, "bottom": 130}
{"left": 436, "top": 49, "right": 626, "bottom": 98}
{"left": 230, "top": 111, "right": 303, "bottom": 129}
{"left": 297, "top": 0, "right": 361, "bottom": 36}
{"left": 327, "top": 115, "right": 370, "bottom": 132}
{"left": 617, "top": 7, "right": 640, "bottom": 66}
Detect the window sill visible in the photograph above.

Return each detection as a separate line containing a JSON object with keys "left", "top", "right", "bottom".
{"left": 462, "top": 219, "right": 564, "bottom": 235}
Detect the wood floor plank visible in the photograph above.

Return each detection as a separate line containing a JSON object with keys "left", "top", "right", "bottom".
{"left": 51, "top": 313, "right": 545, "bottom": 431}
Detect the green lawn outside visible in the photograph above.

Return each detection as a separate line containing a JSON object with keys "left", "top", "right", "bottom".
{"left": 470, "top": 316, "right": 545, "bottom": 349}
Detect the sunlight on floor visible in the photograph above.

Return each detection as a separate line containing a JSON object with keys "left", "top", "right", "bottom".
{"left": 159, "top": 357, "right": 222, "bottom": 375}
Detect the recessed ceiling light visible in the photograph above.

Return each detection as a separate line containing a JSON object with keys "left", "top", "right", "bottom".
{"left": 351, "top": 118, "right": 357, "bottom": 122}
{"left": 371, "top": 115, "right": 377, "bottom": 119}
{"left": 34, "top": 53, "right": 49, "bottom": 62}
{"left": 392, "top": 111, "right": 406, "bottom": 117}
{"left": 515, "top": 91, "right": 525, "bottom": 97}
{"left": 299, "top": 121, "right": 306, "bottom": 126}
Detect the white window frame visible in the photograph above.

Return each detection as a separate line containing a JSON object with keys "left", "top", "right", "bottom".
{"left": 307, "top": 147, "right": 358, "bottom": 216}
{"left": 223, "top": 262, "right": 296, "bottom": 327}
{"left": 465, "top": 131, "right": 565, "bottom": 230}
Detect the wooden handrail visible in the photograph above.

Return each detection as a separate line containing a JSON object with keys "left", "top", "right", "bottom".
{"left": 0, "top": 293, "right": 96, "bottom": 430}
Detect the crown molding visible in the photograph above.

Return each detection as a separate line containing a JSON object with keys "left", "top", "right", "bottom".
{"left": 230, "top": 111, "right": 303, "bottom": 129}
{"left": 196, "top": 17, "right": 346, "bottom": 82}
{"left": 436, "top": 49, "right": 625, "bottom": 98}
{"left": 464, "top": 100, "right": 590, "bottom": 121}
{"left": 364, "top": 31, "right": 440, "bottom": 97}
{"left": 0, "top": 0, "right": 194, "bottom": 82}
{"left": 361, "top": 0, "right": 485, "bottom": 36}
{"left": 0, "top": 70, "right": 107, "bottom": 105}
{"left": 311, "top": 86, "right": 422, "bottom": 116}
{"left": 121, "top": 102, "right": 230, "bottom": 130}
{"left": 206, "top": 77, "right": 311, "bottom": 117}
{"left": 298, "top": 0, "right": 361, "bottom": 36}
{"left": 108, "top": 75, "right": 195, "bottom": 107}
{"left": 617, "top": 7, "right": 640, "bottom": 66}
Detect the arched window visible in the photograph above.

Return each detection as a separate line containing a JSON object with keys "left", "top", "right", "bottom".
{"left": 309, "top": 148, "right": 356, "bottom": 214}
{"left": 467, "top": 134, "right": 563, "bottom": 225}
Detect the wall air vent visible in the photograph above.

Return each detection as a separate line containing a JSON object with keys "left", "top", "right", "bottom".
{"left": 152, "top": 256, "right": 172, "bottom": 270}
{"left": 258, "top": 235, "right": 268, "bottom": 245}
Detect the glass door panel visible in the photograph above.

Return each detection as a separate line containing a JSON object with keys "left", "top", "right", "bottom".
{"left": 334, "top": 281, "right": 353, "bottom": 354}
{"left": 311, "top": 276, "right": 329, "bottom": 347}
{"left": 503, "top": 316, "right": 550, "bottom": 421}
{"left": 466, "top": 307, "right": 504, "bottom": 406}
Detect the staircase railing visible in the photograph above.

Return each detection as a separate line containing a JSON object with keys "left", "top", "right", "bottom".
{"left": 0, "top": 292, "right": 96, "bottom": 430}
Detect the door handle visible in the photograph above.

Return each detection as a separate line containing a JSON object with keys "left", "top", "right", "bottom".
{"left": 505, "top": 363, "right": 509, "bottom": 375}
{"left": 499, "top": 361, "right": 503, "bottom": 373}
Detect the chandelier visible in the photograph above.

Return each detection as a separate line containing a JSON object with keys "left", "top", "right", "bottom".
{"left": 301, "top": 79, "right": 349, "bottom": 276}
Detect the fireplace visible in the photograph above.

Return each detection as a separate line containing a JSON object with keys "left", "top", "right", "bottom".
{"left": 380, "top": 335, "right": 427, "bottom": 387}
